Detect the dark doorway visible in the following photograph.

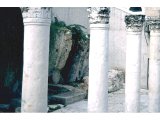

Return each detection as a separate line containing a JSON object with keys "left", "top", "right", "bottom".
{"left": 0, "top": 8, "right": 24, "bottom": 105}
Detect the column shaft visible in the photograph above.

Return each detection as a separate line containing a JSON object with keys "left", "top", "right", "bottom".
{"left": 88, "top": 24, "right": 109, "bottom": 112}
{"left": 21, "top": 7, "right": 51, "bottom": 112}
{"left": 87, "top": 7, "right": 110, "bottom": 112}
{"left": 148, "top": 26, "right": 160, "bottom": 112}
{"left": 125, "top": 31, "right": 142, "bottom": 112}
{"left": 125, "top": 15, "right": 145, "bottom": 112}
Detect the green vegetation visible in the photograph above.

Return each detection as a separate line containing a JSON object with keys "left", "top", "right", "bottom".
{"left": 50, "top": 17, "right": 89, "bottom": 41}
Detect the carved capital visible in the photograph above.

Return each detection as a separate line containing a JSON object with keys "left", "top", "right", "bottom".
{"left": 21, "top": 7, "right": 51, "bottom": 24}
{"left": 87, "top": 7, "right": 110, "bottom": 24}
{"left": 125, "top": 15, "right": 145, "bottom": 32}
{"left": 146, "top": 17, "right": 160, "bottom": 32}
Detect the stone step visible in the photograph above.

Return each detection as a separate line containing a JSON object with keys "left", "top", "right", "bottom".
{"left": 49, "top": 90, "right": 86, "bottom": 105}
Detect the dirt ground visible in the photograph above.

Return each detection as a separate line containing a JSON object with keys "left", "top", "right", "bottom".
{"left": 53, "top": 88, "right": 148, "bottom": 113}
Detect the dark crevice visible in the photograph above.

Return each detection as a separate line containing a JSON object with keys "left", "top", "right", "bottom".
{"left": 61, "top": 37, "right": 80, "bottom": 84}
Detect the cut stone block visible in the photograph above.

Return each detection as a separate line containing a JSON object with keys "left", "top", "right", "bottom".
{"left": 49, "top": 90, "right": 86, "bottom": 105}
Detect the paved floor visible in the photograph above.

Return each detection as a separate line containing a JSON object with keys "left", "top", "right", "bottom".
{"left": 53, "top": 89, "right": 148, "bottom": 113}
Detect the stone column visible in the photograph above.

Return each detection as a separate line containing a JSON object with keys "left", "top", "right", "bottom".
{"left": 21, "top": 7, "right": 51, "bottom": 112}
{"left": 87, "top": 7, "right": 110, "bottom": 112}
{"left": 125, "top": 15, "right": 145, "bottom": 112}
{"left": 147, "top": 18, "right": 160, "bottom": 112}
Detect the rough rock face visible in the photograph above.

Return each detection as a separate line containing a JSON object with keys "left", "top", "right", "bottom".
{"left": 49, "top": 25, "right": 89, "bottom": 84}
{"left": 49, "top": 30, "right": 72, "bottom": 84}
{"left": 62, "top": 39, "right": 89, "bottom": 83}
{"left": 108, "top": 69, "right": 125, "bottom": 93}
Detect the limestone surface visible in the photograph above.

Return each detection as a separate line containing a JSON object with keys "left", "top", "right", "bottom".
{"left": 49, "top": 29, "right": 72, "bottom": 84}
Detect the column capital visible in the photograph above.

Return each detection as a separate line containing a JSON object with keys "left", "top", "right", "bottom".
{"left": 125, "top": 15, "right": 145, "bottom": 32}
{"left": 146, "top": 17, "right": 160, "bottom": 32}
{"left": 21, "top": 7, "right": 51, "bottom": 25}
{"left": 87, "top": 7, "right": 110, "bottom": 24}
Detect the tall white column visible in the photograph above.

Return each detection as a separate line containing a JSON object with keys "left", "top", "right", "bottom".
{"left": 147, "top": 18, "right": 160, "bottom": 112}
{"left": 21, "top": 7, "right": 51, "bottom": 112}
{"left": 87, "top": 7, "right": 110, "bottom": 112}
{"left": 125, "top": 15, "right": 145, "bottom": 112}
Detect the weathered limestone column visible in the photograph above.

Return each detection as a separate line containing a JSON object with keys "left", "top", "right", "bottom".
{"left": 21, "top": 7, "right": 51, "bottom": 112}
{"left": 125, "top": 15, "right": 145, "bottom": 112}
{"left": 87, "top": 7, "right": 110, "bottom": 112}
{"left": 147, "top": 18, "right": 160, "bottom": 112}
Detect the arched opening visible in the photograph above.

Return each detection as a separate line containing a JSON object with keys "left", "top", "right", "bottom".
{"left": 0, "top": 7, "right": 23, "bottom": 108}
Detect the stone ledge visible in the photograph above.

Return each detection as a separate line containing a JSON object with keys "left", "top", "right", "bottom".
{"left": 49, "top": 89, "right": 86, "bottom": 105}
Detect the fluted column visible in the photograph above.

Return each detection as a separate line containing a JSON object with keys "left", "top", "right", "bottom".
{"left": 147, "top": 18, "right": 160, "bottom": 112}
{"left": 87, "top": 7, "right": 110, "bottom": 112}
{"left": 125, "top": 15, "right": 145, "bottom": 112}
{"left": 21, "top": 7, "right": 51, "bottom": 112}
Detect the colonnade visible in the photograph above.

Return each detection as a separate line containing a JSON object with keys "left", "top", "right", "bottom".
{"left": 20, "top": 7, "right": 160, "bottom": 112}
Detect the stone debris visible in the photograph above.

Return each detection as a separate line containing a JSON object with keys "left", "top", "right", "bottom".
{"left": 48, "top": 104, "right": 64, "bottom": 112}
{"left": 77, "top": 76, "right": 88, "bottom": 93}
{"left": 108, "top": 69, "right": 125, "bottom": 93}
{"left": 75, "top": 69, "right": 125, "bottom": 96}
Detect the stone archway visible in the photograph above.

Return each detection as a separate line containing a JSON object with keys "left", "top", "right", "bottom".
{"left": 0, "top": 7, "right": 24, "bottom": 105}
